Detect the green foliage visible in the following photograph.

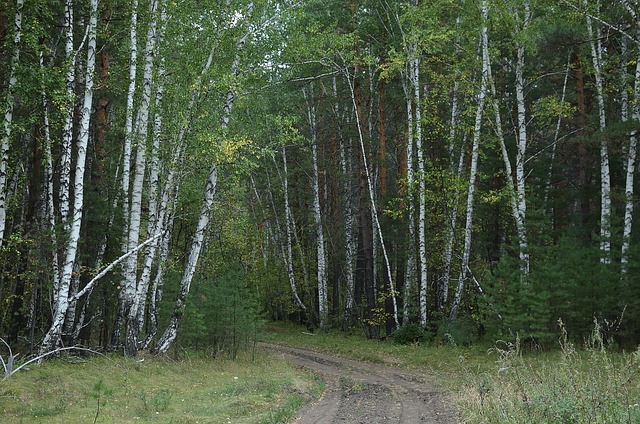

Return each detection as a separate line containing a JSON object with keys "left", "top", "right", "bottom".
{"left": 180, "top": 266, "right": 264, "bottom": 358}
{"left": 391, "top": 323, "right": 425, "bottom": 345}
{"left": 438, "top": 318, "right": 477, "bottom": 347}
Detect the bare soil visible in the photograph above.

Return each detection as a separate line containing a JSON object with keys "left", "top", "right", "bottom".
{"left": 260, "top": 343, "right": 459, "bottom": 423}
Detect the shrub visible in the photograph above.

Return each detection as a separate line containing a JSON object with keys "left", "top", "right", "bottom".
{"left": 391, "top": 323, "right": 424, "bottom": 345}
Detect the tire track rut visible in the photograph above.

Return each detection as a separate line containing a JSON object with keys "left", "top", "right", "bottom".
{"left": 260, "top": 343, "right": 458, "bottom": 423}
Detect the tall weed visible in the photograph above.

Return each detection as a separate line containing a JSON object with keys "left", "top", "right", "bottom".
{"left": 459, "top": 319, "right": 640, "bottom": 423}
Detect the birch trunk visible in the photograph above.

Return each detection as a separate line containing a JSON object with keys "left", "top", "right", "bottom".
{"left": 621, "top": 41, "right": 640, "bottom": 275}
{"left": 280, "top": 147, "right": 308, "bottom": 313}
{"left": 450, "top": 0, "right": 488, "bottom": 321}
{"left": 401, "top": 70, "right": 416, "bottom": 326}
{"left": 124, "top": 0, "right": 162, "bottom": 356}
{"left": 512, "top": 3, "right": 531, "bottom": 276}
{"left": 41, "top": 0, "right": 98, "bottom": 353}
{"left": 154, "top": 3, "right": 253, "bottom": 355}
{"left": 304, "top": 86, "right": 328, "bottom": 330}
{"left": 442, "top": 134, "right": 466, "bottom": 312}
{"left": 440, "top": 22, "right": 462, "bottom": 311}
{"left": 39, "top": 50, "right": 60, "bottom": 288}
{"left": 58, "top": 0, "right": 74, "bottom": 232}
{"left": 585, "top": 0, "right": 611, "bottom": 263}
{"left": 411, "top": 51, "right": 428, "bottom": 327}
{"left": 344, "top": 64, "right": 400, "bottom": 328}
{"left": 331, "top": 76, "right": 356, "bottom": 327}
{"left": 487, "top": 47, "right": 529, "bottom": 279}
{"left": 112, "top": 0, "right": 139, "bottom": 346}
{"left": 0, "top": 0, "right": 24, "bottom": 249}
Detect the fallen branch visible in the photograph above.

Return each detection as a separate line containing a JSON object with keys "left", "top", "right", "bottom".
{"left": 1, "top": 337, "right": 103, "bottom": 380}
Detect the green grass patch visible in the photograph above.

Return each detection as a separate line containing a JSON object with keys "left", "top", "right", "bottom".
{"left": 0, "top": 351, "right": 322, "bottom": 423}
{"left": 458, "top": 321, "right": 640, "bottom": 423}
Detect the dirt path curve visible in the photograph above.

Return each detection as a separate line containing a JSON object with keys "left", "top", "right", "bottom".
{"left": 260, "top": 343, "right": 459, "bottom": 424}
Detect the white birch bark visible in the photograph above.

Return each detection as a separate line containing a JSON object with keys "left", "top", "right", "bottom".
{"left": 330, "top": 76, "right": 356, "bottom": 326}
{"left": 512, "top": 3, "right": 531, "bottom": 276}
{"left": 154, "top": 3, "right": 254, "bottom": 354}
{"left": 124, "top": 0, "right": 162, "bottom": 356}
{"left": 133, "top": 43, "right": 165, "bottom": 331}
{"left": 401, "top": 70, "right": 416, "bottom": 326}
{"left": 343, "top": 64, "right": 400, "bottom": 328}
{"left": 477, "top": 3, "right": 530, "bottom": 279}
{"left": 544, "top": 53, "right": 571, "bottom": 207}
{"left": 58, "top": 0, "right": 75, "bottom": 231}
{"left": 41, "top": 0, "right": 98, "bottom": 353}
{"left": 621, "top": 40, "right": 640, "bottom": 275}
{"left": 450, "top": 0, "right": 488, "bottom": 321}
{"left": 441, "top": 20, "right": 462, "bottom": 311}
{"left": 121, "top": 0, "right": 139, "bottom": 226}
{"left": 585, "top": 0, "right": 611, "bottom": 263}
{"left": 0, "top": 0, "right": 24, "bottom": 249}
{"left": 112, "top": 0, "right": 139, "bottom": 345}
{"left": 304, "top": 85, "right": 328, "bottom": 329}
{"left": 280, "top": 147, "right": 308, "bottom": 313}
{"left": 442, "top": 134, "right": 466, "bottom": 311}
{"left": 411, "top": 50, "right": 428, "bottom": 327}
{"left": 39, "top": 51, "right": 60, "bottom": 288}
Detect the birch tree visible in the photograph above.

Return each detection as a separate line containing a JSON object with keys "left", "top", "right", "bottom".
{"left": 278, "top": 146, "right": 308, "bottom": 315}
{"left": 0, "top": 0, "right": 24, "bottom": 250}
{"left": 41, "top": 0, "right": 98, "bottom": 353}
{"left": 304, "top": 85, "right": 328, "bottom": 330}
{"left": 620, "top": 10, "right": 640, "bottom": 276}
{"left": 450, "top": 0, "right": 488, "bottom": 321}
{"left": 584, "top": 0, "right": 611, "bottom": 264}
{"left": 123, "top": 0, "right": 162, "bottom": 357}
{"left": 154, "top": 2, "right": 254, "bottom": 354}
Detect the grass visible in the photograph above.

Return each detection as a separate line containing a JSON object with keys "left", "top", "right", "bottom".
{"left": 0, "top": 350, "right": 322, "bottom": 423}
{"left": 457, "top": 321, "right": 640, "bottom": 423}
{"left": 263, "top": 320, "right": 640, "bottom": 423}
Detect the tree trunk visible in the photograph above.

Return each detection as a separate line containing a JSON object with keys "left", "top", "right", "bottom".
{"left": 112, "top": 0, "right": 139, "bottom": 347}
{"left": 621, "top": 40, "right": 640, "bottom": 276}
{"left": 450, "top": 0, "right": 488, "bottom": 321}
{"left": 153, "top": 3, "right": 253, "bottom": 355}
{"left": 412, "top": 50, "right": 428, "bottom": 327}
{"left": 0, "top": 0, "right": 24, "bottom": 249}
{"left": 41, "top": 0, "right": 98, "bottom": 354}
{"left": 401, "top": 70, "right": 416, "bottom": 326}
{"left": 305, "top": 85, "right": 328, "bottom": 330}
{"left": 585, "top": 0, "right": 611, "bottom": 263}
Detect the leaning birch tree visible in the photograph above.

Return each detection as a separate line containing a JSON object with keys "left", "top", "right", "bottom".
{"left": 153, "top": 2, "right": 255, "bottom": 354}
{"left": 450, "top": 0, "right": 489, "bottom": 321}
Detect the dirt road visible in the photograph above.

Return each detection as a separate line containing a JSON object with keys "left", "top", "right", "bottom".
{"left": 261, "top": 343, "right": 458, "bottom": 423}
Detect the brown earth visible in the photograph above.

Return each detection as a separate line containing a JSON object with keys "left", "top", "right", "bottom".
{"left": 260, "top": 343, "right": 459, "bottom": 424}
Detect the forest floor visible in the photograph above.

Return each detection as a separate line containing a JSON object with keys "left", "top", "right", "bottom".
{"left": 260, "top": 342, "right": 458, "bottom": 423}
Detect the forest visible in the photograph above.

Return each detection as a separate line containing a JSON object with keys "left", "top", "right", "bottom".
{"left": 1, "top": 0, "right": 639, "bottom": 358}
